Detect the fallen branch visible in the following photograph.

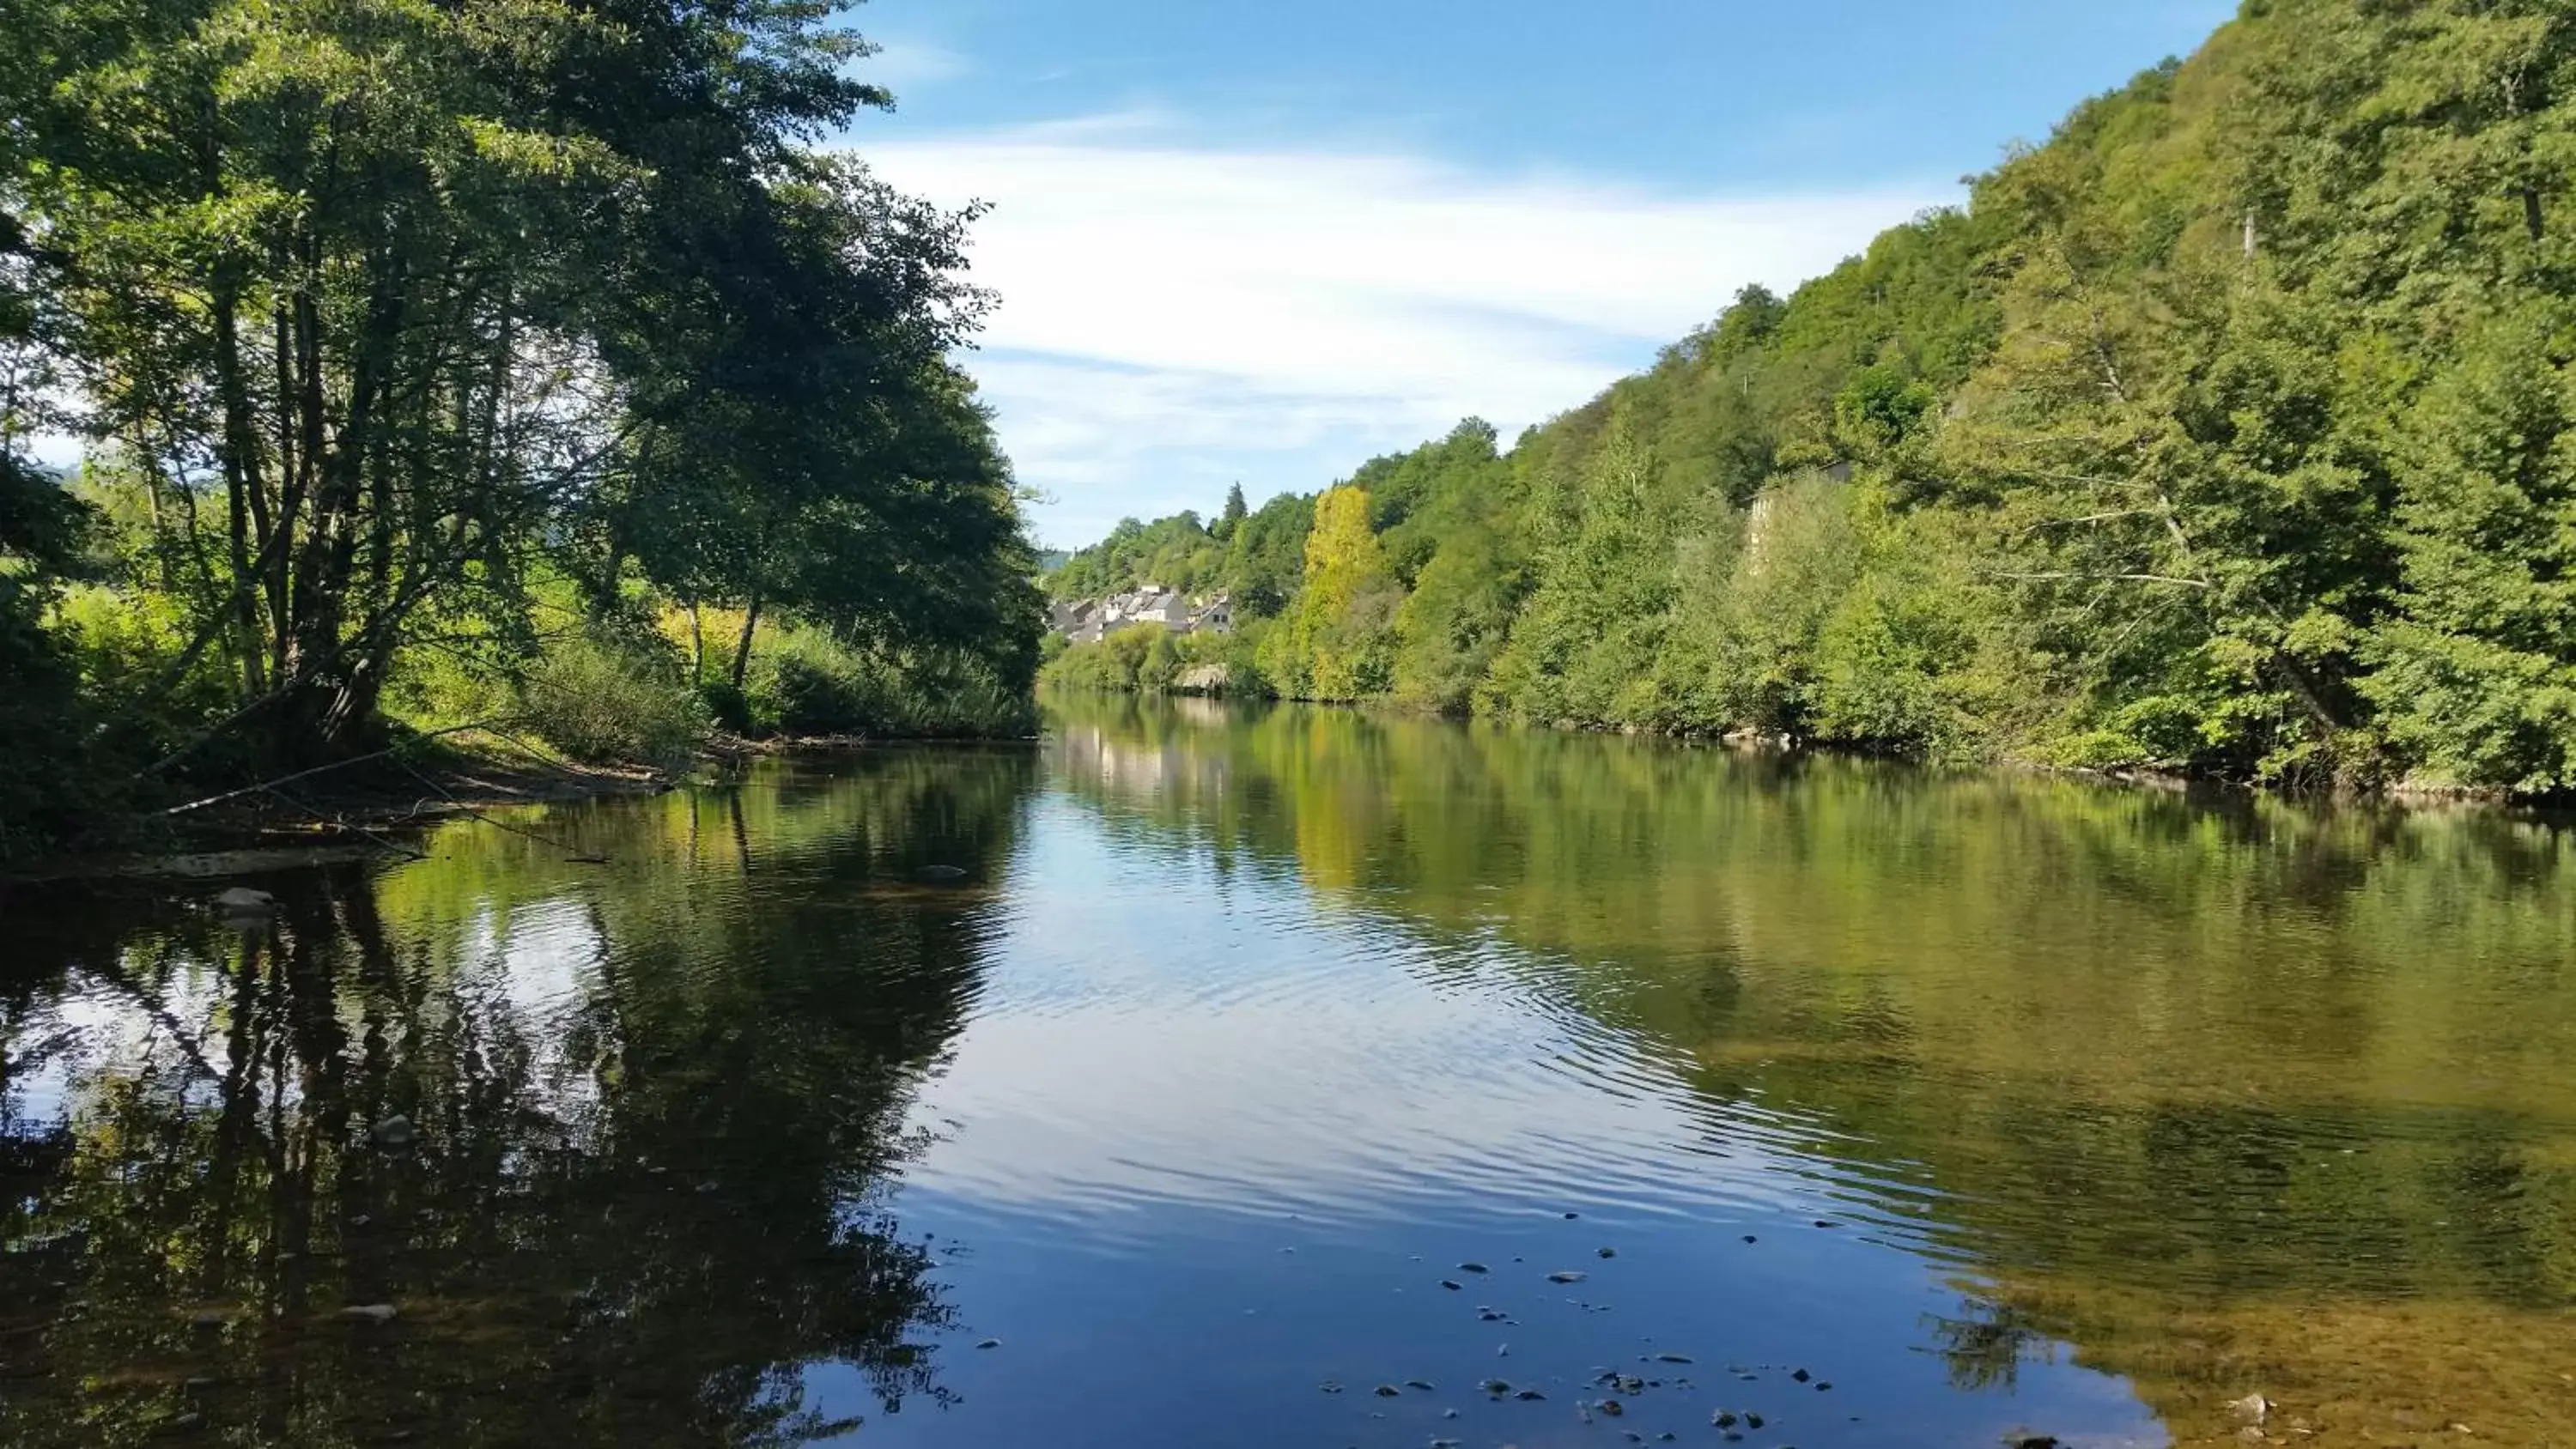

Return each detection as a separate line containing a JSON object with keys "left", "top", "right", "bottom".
{"left": 160, "top": 720, "right": 503, "bottom": 816}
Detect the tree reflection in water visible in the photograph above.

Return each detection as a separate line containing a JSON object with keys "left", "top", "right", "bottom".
{"left": 0, "top": 750, "right": 1035, "bottom": 1447}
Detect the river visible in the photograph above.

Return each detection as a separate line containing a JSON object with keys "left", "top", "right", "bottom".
{"left": 4, "top": 694, "right": 2573, "bottom": 1446}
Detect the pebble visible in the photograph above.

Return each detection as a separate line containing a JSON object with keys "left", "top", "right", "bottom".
{"left": 1319, "top": 1381, "right": 1343, "bottom": 1395}
{"left": 1457, "top": 1262, "right": 1489, "bottom": 1274}
{"left": 1547, "top": 1270, "right": 1587, "bottom": 1283}
{"left": 1655, "top": 1353, "right": 1693, "bottom": 1364}
{"left": 1405, "top": 1379, "right": 1436, "bottom": 1391}
{"left": 1515, "top": 1388, "right": 1546, "bottom": 1401}
{"left": 975, "top": 1338, "right": 1000, "bottom": 1349}
{"left": 1374, "top": 1385, "right": 1401, "bottom": 1397}
{"left": 1440, "top": 1280, "right": 1462, "bottom": 1291}
{"left": 1598, "top": 1397, "right": 1625, "bottom": 1416}
{"left": 1597, "top": 1246, "right": 1618, "bottom": 1258}
{"left": 1792, "top": 1368, "right": 1811, "bottom": 1382}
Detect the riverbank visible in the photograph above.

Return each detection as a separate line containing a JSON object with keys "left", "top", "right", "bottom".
{"left": 5, "top": 735, "right": 674, "bottom": 884}
{"left": 7, "top": 723, "right": 1058, "bottom": 886}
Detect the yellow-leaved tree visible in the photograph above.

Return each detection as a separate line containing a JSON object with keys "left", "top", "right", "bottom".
{"left": 1260, "top": 486, "right": 1398, "bottom": 700}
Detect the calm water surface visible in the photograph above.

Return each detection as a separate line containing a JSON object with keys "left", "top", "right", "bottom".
{"left": 5, "top": 695, "right": 2575, "bottom": 1447}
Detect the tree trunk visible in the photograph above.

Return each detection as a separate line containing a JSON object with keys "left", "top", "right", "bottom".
{"left": 730, "top": 595, "right": 762, "bottom": 692}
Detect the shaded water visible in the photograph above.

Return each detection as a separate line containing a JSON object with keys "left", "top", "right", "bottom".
{"left": 5, "top": 695, "right": 2574, "bottom": 1447}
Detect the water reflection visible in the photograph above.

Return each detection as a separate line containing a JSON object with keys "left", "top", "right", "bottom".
{"left": 1, "top": 751, "right": 1034, "bottom": 1446}
{"left": 1042, "top": 694, "right": 2576, "bottom": 1446}
{"left": 7, "top": 706, "right": 2574, "bottom": 1448}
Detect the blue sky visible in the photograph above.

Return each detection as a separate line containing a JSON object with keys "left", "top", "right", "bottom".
{"left": 843, "top": 1, "right": 2239, "bottom": 549}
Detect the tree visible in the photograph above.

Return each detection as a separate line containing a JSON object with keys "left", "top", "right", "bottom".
{"left": 1215, "top": 482, "right": 1248, "bottom": 542}
{"left": 1262, "top": 486, "right": 1395, "bottom": 700}
{"left": 8, "top": 0, "right": 1030, "bottom": 772}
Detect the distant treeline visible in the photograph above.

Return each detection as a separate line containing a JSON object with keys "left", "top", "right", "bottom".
{"left": 0, "top": 0, "right": 1042, "bottom": 856}
{"left": 1044, "top": 0, "right": 2576, "bottom": 797}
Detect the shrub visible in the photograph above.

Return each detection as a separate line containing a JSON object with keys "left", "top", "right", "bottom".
{"left": 517, "top": 634, "right": 708, "bottom": 767}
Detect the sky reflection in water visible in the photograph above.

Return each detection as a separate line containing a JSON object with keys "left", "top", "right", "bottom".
{"left": 7, "top": 695, "right": 2574, "bottom": 1446}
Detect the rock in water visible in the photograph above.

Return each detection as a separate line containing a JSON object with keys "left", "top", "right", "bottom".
{"left": 2227, "top": 1393, "right": 2271, "bottom": 1425}
{"left": 369, "top": 1115, "right": 416, "bottom": 1149}
{"left": 216, "top": 887, "right": 275, "bottom": 913}
{"left": 1546, "top": 1270, "right": 1587, "bottom": 1283}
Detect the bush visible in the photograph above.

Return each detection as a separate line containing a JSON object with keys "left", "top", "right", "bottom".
{"left": 517, "top": 634, "right": 708, "bottom": 767}
{"left": 747, "top": 624, "right": 1036, "bottom": 738}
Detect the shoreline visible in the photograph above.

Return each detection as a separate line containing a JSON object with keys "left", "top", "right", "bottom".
{"left": 6, "top": 730, "right": 1050, "bottom": 887}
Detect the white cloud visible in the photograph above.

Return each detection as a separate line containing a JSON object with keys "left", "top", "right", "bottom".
{"left": 860, "top": 124, "right": 1954, "bottom": 546}
{"left": 863, "top": 37, "right": 971, "bottom": 94}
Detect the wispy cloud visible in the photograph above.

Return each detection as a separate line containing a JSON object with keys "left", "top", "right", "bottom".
{"left": 861, "top": 124, "right": 1953, "bottom": 545}
{"left": 864, "top": 37, "right": 972, "bottom": 95}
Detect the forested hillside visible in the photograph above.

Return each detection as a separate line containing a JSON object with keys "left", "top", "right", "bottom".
{"left": 1047, "top": 0, "right": 2576, "bottom": 796}
{"left": 0, "top": 0, "right": 1042, "bottom": 856}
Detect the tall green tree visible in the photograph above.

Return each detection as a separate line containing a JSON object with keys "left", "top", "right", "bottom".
{"left": 7, "top": 0, "right": 1032, "bottom": 771}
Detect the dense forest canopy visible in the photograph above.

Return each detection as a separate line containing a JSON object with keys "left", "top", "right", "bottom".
{"left": 1044, "top": 0, "right": 2576, "bottom": 797}
{"left": 0, "top": 0, "right": 1042, "bottom": 855}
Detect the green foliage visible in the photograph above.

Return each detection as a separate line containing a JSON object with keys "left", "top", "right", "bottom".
{"left": 1048, "top": 489, "right": 1316, "bottom": 622}
{"left": 1041, "top": 0, "right": 2576, "bottom": 796}
{"left": 0, "top": 457, "right": 101, "bottom": 855}
{"left": 517, "top": 634, "right": 709, "bottom": 769}
{"left": 0, "top": 0, "right": 1041, "bottom": 850}
{"left": 748, "top": 626, "right": 1036, "bottom": 740}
